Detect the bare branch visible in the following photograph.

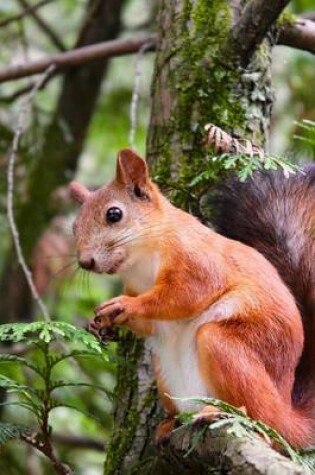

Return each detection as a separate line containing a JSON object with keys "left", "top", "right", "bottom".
{"left": 0, "top": 70, "right": 55, "bottom": 103}
{"left": 232, "top": 0, "right": 291, "bottom": 66}
{"left": 278, "top": 17, "right": 315, "bottom": 55}
{"left": 6, "top": 66, "right": 54, "bottom": 322}
{"left": 22, "top": 431, "right": 74, "bottom": 475}
{"left": 0, "top": 0, "right": 55, "bottom": 28}
{"left": 301, "top": 12, "right": 315, "bottom": 22}
{"left": 0, "top": 35, "right": 156, "bottom": 83}
{"left": 15, "top": 0, "right": 66, "bottom": 51}
{"left": 52, "top": 433, "right": 105, "bottom": 452}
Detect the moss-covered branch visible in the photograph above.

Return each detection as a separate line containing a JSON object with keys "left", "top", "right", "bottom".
{"left": 152, "top": 424, "right": 308, "bottom": 475}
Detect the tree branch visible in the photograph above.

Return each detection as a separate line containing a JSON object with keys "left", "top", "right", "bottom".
{"left": 278, "top": 17, "right": 315, "bottom": 55}
{"left": 52, "top": 433, "right": 105, "bottom": 452}
{"left": 0, "top": 0, "right": 55, "bottom": 28}
{"left": 15, "top": 0, "right": 66, "bottom": 51}
{"left": 232, "top": 0, "right": 291, "bottom": 66}
{"left": 0, "top": 35, "right": 156, "bottom": 83}
{"left": 153, "top": 425, "right": 307, "bottom": 475}
{"left": 301, "top": 12, "right": 315, "bottom": 22}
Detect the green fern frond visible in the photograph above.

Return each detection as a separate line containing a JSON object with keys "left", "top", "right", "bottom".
{"left": 0, "top": 353, "right": 45, "bottom": 377}
{"left": 49, "top": 349, "right": 105, "bottom": 368}
{"left": 0, "top": 322, "right": 103, "bottom": 355}
{"left": 0, "top": 422, "right": 28, "bottom": 446}
{"left": 0, "top": 401, "right": 40, "bottom": 417}
{"left": 0, "top": 375, "right": 36, "bottom": 396}
{"left": 50, "top": 401, "right": 103, "bottom": 425}
{"left": 189, "top": 153, "right": 299, "bottom": 188}
{"left": 174, "top": 397, "right": 315, "bottom": 473}
{"left": 50, "top": 380, "right": 113, "bottom": 398}
{"left": 294, "top": 120, "right": 315, "bottom": 148}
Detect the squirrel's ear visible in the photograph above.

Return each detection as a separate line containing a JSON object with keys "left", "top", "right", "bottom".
{"left": 116, "top": 149, "right": 149, "bottom": 189}
{"left": 69, "top": 182, "right": 90, "bottom": 205}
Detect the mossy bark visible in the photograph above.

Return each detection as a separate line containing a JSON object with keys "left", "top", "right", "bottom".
{"left": 105, "top": 1, "right": 278, "bottom": 474}
{"left": 147, "top": 0, "right": 273, "bottom": 194}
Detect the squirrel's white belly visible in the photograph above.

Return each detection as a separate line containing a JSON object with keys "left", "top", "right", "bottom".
{"left": 148, "top": 318, "right": 213, "bottom": 413}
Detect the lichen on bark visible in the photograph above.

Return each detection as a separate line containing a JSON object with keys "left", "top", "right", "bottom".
{"left": 147, "top": 0, "right": 273, "bottom": 209}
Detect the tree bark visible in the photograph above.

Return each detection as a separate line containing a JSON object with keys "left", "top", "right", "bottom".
{"left": 104, "top": 1, "right": 305, "bottom": 474}
{"left": 0, "top": 0, "right": 124, "bottom": 323}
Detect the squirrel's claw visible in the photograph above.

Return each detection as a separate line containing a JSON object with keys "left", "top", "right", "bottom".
{"left": 94, "top": 299, "right": 126, "bottom": 328}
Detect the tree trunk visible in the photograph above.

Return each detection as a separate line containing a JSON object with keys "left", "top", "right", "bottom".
{"left": 0, "top": 0, "right": 124, "bottom": 323}
{"left": 104, "top": 1, "right": 305, "bottom": 474}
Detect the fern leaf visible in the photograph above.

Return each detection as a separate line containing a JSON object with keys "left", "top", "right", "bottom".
{"left": 0, "top": 353, "right": 44, "bottom": 377}
{"left": 0, "top": 422, "right": 28, "bottom": 446}
{"left": 0, "top": 375, "right": 35, "bottom": 394}
{"left": 50, "top": 380, "right": 113, "bottom": 399}
{"left": 0, "top": 322, "right": 104, "bottom": 355}
{"left": 0, "top": 401, "right": 39, "bottom": 417}
{"left": 50, "top": 401, "right": 103, "bottom": 425}
{"left": 50, "top": 349, "right": 105, "bottom": 368}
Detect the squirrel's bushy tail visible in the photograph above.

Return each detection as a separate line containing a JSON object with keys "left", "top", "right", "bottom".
{"left": 211, "top": 165, "right": 315, "bottom": 409}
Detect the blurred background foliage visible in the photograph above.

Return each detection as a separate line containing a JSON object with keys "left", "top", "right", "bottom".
{"left": 0, "top": 0, "right": 314, "bottom": 473}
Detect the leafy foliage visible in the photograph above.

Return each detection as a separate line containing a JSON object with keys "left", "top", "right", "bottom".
{"left": 0, "top": 321, "right": 114, "bottom": 471}
{"left": 294, "top": 120, "right": 315, "bottom": 152}
{"left": 189, "top": 152, "right": 299, "bottom": 188}
{"left": 0, "top": 321, "right": 104, "bottom": 353}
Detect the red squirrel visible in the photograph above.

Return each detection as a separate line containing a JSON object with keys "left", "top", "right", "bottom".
{"left": 70, "top": 148, "right": 315, "bottom": 448}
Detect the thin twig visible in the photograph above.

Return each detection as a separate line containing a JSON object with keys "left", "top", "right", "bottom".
{"left": 52, "top": 433, "right": 105, "bottom": 451}
{"left": 0, "top": 69, "right": 56, "bottom": 103}
{"left": 0, "top": 0, "right": 55, "bottom": 28}
{"left": 6, "top": 65, "right": 55, "bottom": 322}
{"left": 231, "top": 0, "right": 291, "bottom": 66}
{"left": 278, "top": 17, "right": 315, "bottom": 55}
{"left": 16, "top": 0, "right": 66, "bottom": 51}
{"left": 129, "top": 40, "right": 155, "bottom": 148}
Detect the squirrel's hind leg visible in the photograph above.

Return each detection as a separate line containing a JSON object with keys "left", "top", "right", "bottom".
{"left": 195, "top": 322, "right": 311, "bottom": 448}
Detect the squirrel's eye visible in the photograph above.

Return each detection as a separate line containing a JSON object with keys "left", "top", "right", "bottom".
{"left": 106, "top": 207, "right": 123, "bottom": 224}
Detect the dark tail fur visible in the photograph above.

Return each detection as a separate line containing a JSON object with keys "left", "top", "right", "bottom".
{"left": 211, "top": 165, "right": 315, "bottom": 408}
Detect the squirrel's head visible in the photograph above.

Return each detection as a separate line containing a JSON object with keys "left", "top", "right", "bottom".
{"left": 70, "top": 149, "right": 164, "bottom": 275}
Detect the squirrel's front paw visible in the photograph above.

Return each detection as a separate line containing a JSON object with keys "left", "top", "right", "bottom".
{"left": 94, "top": 296, "right": 130, "bottom": 328}
{"left": 87, "top": 320, "right": 119, "bottom": 344}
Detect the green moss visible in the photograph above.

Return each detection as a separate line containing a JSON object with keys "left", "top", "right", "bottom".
{"left": 277, "top": 11, "right": 297, "bottom": 27}
{"left": 148, "top": 0, "right": 273, "bottom": 210}
{"left": 176, "top": 0, "right": 240, "bottom": 136}
{"left": 104, "top": 333, "right": 145, "bottom": 475}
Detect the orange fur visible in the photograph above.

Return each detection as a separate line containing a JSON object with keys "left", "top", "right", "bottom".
{"left": 70, "top": 149, "right": 315, "bottom": 448}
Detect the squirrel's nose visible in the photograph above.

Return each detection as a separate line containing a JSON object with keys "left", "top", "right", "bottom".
{"left": 79, "top": 254, "right": 95, "bottom": 271}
